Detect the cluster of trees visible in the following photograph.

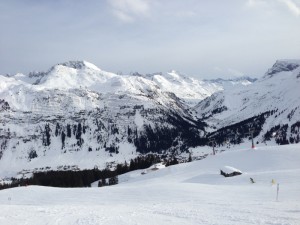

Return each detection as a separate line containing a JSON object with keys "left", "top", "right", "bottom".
{"left": 38, "top": 105, "right": 208, "bottom": 156}
{"left": 0, "top": 178, "right": 27, "bottom": 190}
{"left": 0, "top": 153, "right": 166, "bottom": 190}
{"left": 130, "top": 113, "right": 206, "bottom": 154}
{"left": 207, "top": 111, "right": 275, "bottom": 146}
{"left": 43, "top": 122, "right": 88, "bottom": 149}
{"left": 98, "top": 176, "right": 118, "bottom": 187}
{"left": 128, "top": 154, "right": 161, "bottom": 171}
{"left": 290, "top": 121, "right": 300, "bottom": 144}
{"left": 0, "top": 169, "right": 118, "bottom": 190}
{"left": 264, "top": 124, "right": 289, "bottom": 145}
{"left": 263, "top": 122, "right": 300, "bottom": 145}
{"left": 165, "top": 157, "right": 179, "bottom": 166}
{"left": 206, "top": 109, "right": 298, "bottom": 146}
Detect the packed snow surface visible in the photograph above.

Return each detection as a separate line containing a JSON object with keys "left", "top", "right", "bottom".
{"left": 1, "top": 144, "right": 300, "bottom": 225}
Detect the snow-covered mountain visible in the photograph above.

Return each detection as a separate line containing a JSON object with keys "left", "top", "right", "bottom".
{"left": 0, "top": 59, "right": 296, "bottom": 178}
{"left": 132, "top": 70, "right": 254, "bottom": 106}
{"left": 0, "top": 61, "right": 204, "bottom": 176}
{"left": 195, "top": 59, "right": 300, "bottom": 146}
{"left": 1, "top": 60, "right": 251, "bottom": 177}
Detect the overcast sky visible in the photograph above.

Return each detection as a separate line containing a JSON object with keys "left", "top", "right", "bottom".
{"left": 0, "top": 0, "right": 300, "bottom": 79}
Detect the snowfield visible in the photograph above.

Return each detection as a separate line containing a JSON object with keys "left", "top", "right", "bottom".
{"left": 0, "top": 144, "right": 300, "bottom": 225}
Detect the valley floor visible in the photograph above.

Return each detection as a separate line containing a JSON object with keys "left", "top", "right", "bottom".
{"left": 0, "top": 144, "right": 300, "bottom": 225}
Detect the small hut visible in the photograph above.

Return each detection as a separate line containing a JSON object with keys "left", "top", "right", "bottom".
{"left": 220, "top": 166, "right": 242, "bottom": 177}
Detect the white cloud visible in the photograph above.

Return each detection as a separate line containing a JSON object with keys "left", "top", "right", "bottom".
{"left": 279, "top": 0, "right": 300, "bottom": 16}
{"left": 108, "top": 0, "right": 150, "bottom": 23}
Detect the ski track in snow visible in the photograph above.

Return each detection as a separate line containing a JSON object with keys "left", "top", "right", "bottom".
{"left": 0, "top": 144, "right": 300, "bottom": 225}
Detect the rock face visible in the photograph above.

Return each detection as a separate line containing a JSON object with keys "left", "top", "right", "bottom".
{"left": 264, "top": 60, "right": 300, "bottom": 78}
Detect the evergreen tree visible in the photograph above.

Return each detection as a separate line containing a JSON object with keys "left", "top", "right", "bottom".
{"left": 188, "top": 152, "right": 192, "bottom": 162}
{"left": 109, "top": 176, "right": 118, "bottom": 185}
{"left": 61, "top": 131, "right": 66, "bottom": 149}
{"left": 66, "top": 124, "right": 72, "bottom": 138}
{"left": 28, "top": 149, "right": 38, "bottom": 160}
{"left": 55, "top": 123, "right": 60, "bottom": 137}
{"left": 76, "top": 123, "right": 83, "bottom": 146}
{"left": 102, "top": 178, "right": 107, "bottom": 186}
{"left": 43, "top": 123, "right": 51, "bottom": 146}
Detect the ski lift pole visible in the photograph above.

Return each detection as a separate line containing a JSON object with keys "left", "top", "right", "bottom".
{"left": 246, "top": 128, "right": 255, "bottom": 149}
{"left": 250, "top": 128, "right": 255, "bottom": 148}
{"left": 276, "top": 183, "right": 279, "bottom": 201}
{"left": 209, "top": 138, "right": 216, "bottom": 155}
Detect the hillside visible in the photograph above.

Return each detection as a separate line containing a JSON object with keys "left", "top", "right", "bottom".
{"left": 195, "top": 60, "right": 300, "bottom": 146}
{"left": 0, "top": 144, "right": 299, "bottom": 225}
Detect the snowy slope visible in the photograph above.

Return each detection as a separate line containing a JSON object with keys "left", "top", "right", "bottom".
{"left": 195, "top": 60, "right": 300, "bottom": 144}
{"left": 134, "top": 70, "right": 254, "bottom": 106}
{"left": 0, "top": 144, "right": 299, "bottom": 225}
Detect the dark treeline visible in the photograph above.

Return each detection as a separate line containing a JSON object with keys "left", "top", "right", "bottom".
{"left": 131, "top": 113, "right": 207, "bottom": 154}
{"left": 207, "top": 110, "right": 276, "bottom": 146}
{"left": 0, "top": 154, "right": 169, "bottom": 190}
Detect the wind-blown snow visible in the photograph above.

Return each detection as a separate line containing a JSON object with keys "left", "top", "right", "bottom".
{"left": 0, "top": 144, "right": 299, "bottom": 225}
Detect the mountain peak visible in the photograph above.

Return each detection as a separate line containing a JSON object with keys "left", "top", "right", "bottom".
{"left": 264, "top": 59, "right": 300, "bottom": 78}
{"left": 205, "top": 76, "right": 257, "bottom": 83}
{"left": 57, "top": 61, "right": 101, "bottom": 71}
{"left": 166, "top": 70, "right": 191, "bottom": 81}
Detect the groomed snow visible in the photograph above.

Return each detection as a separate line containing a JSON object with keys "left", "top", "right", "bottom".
{"left": 0, "top": 144, "right": 300, "bottom": 225}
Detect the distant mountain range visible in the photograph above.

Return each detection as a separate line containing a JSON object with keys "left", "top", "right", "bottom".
{"left": 195, "top": 60, "right": 300, "bottom": 146}
{"left": 0, "top": 59, "right": 299, "bottom": 178}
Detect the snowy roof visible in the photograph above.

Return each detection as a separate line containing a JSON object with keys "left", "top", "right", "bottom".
{"left": 221, "top": 166, "right": 242, "bottom": 174}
